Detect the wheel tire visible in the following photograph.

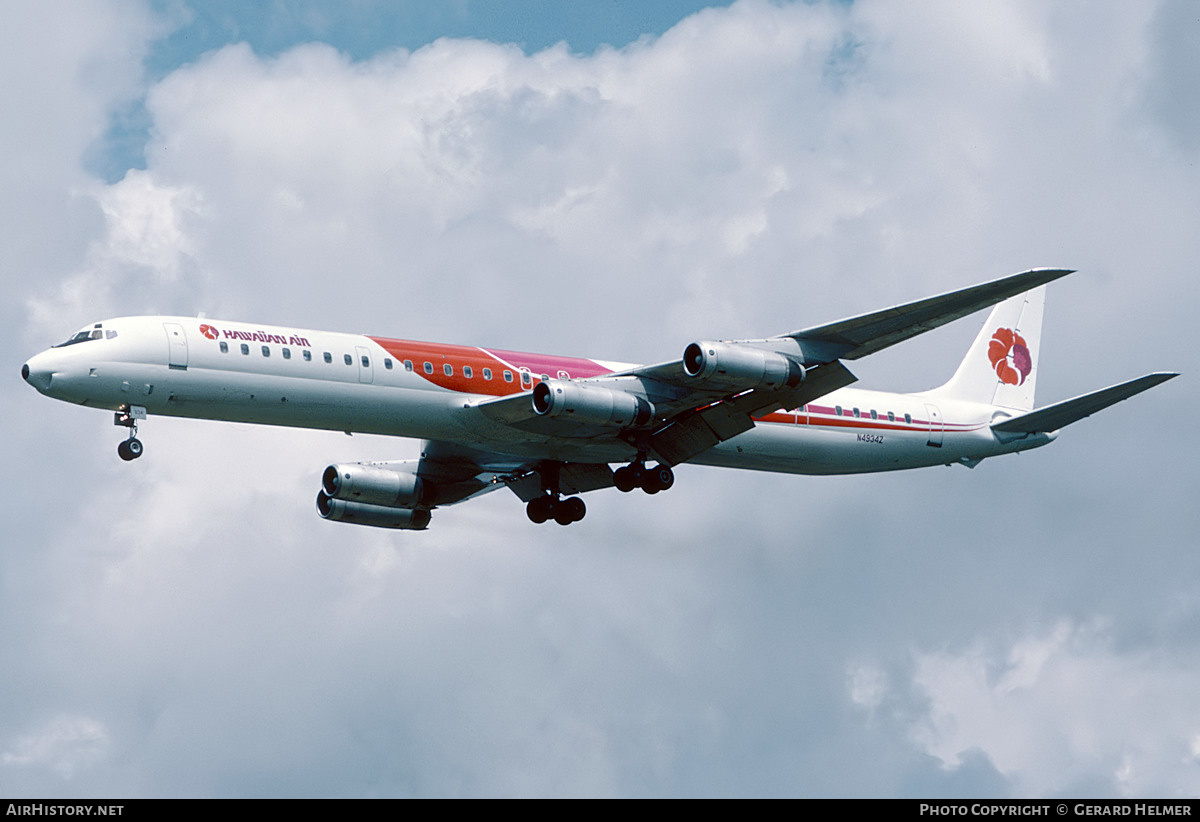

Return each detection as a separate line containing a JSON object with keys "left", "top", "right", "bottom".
{"left": 527, "top": 495, "right": 553, "bottom": 524}
{"left": 563, "top": 496, "right": 586, "bottom": 523}
{"left": 630, "top": 463, "right": 645, "bottom": 486}
{"left": 652, "top": 464, "right": 674, "bottom": 491}
{"left": 641, "top": 470, "right": 662, "bottom": 494}
{"left": 126, "top": 438, "right": 144, "bottom": 459}
{"left": 613, "top": 465, "right": 637, "bottom": 493}
{"left": 117, "top": 440, "right": 135, "bottom": 461}
{"left": 553, "top": 503, "right": 575, "bottom": 525}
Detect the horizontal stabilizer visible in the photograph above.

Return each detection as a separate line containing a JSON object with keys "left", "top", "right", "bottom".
{"left": 991, "top": 372, "right": 1178, "bottom": 435}
{"left": 788, "top": 268, "right": 1073, "bottom": 360}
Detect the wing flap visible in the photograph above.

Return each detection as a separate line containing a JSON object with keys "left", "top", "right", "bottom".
{"left": 991, "top": 373, "right": 1178, "bottom": 435}
{"left": 650, "top": 361, "right": 857, "bottom": 465}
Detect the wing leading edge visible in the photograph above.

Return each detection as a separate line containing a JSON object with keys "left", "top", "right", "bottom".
{"left": 785, "top": 267, "right": 1074, "bottom": 360}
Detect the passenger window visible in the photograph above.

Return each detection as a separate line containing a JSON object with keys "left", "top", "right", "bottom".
{"left": 323, "top": 352, "right": 332, "bottom": 363}
{"left": 344, "top": 354, "right": 352, "bottom": 366}
{"left": 870, "top": 409, "right": 877, "bottom": 420}
{"left": 483, "top": 368, "right": 492, "bottom": 381}
{"left": 853, "top": 407, "right": 860, "bottom": 418}
{"left": 835, "top": 405, "right": 843, "bottom": 416}
{"left": 521, "top": 371, "right": 531, "bottom": 386}
{"left": 464, "top": 366, "right": 473, "bottom": 379}
{"left": 888, "top": 411, "right": 895, "bottom": 422}
{"left": 403, "top": 360, "right": 413, "bottom": 372}
{"left": 424, "top": 362, "right": 433, "bottom": 374}
{"left": 443, "top": 363, "right": 453, "bottom": 376}
{"left": 503, "top": 370, "right": 513, "bottom": 383}
{"left": 283, "top": 348, "right": 291, "bottom": 359}
{"left": 303, "top": 350, "right": 312, "bottom": 361}
{"left": 904, "top": 413, "right": 912, "bottom": 424}
{"left": 219, "top": 341, "right": 228, "bottom": 354}
{"left": 361, "top": 355, "right": 369, "bottom": 368}
{"left": 261, "top": 346, "right": 270, "bottom": 357}
{"left": 384, "top": 358, "right": 393, "bottom": 370}
{"left": 241, "top": 344, "right": 250, "bottom": 355}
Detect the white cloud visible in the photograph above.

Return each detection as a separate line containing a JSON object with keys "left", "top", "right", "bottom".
{"left": 909, "top": 619, "right": 1200, "bottom": 797}
{"left": 28, "top": 171, "right": 206, "bottom": 334}
{"left": 2, "top": 715, "right": 110, "bottom": 780}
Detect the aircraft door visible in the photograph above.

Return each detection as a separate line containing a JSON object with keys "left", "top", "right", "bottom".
{"left": 924, "top": 403, "right": 943, "bottom": 447}
{"left": 164, "top": 322, "right": 188, "bottom": 370}
{"left": 355, "top": 345, "right": 374, "bottom": 384}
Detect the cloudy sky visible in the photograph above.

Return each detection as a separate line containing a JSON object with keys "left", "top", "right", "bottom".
{"left": 5, "top": 0, "right": 1198, "bottom": 798}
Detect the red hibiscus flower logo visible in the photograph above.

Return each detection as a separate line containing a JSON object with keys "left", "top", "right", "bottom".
{"left": 199, "top": 324, "right": 219, "bottom": 340}
{"left": 987, "top": 328, "right": 1032, "bottom": 386}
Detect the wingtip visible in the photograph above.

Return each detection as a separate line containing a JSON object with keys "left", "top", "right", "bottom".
{"left": 1023, "top": 266, "right": 1075, "bottom": 279}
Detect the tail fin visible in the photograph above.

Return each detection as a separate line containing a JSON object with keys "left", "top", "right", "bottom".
{"left": 931, "top": 286, "right": 1045, "bottom": 410}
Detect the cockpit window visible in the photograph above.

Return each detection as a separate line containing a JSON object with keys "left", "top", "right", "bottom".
{"left": 53, "top": 323, "right": 116, "bottom": 347}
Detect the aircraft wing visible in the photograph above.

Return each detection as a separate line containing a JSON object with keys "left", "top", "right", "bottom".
{"left": 473, "top": 269, "right": 1076, "bottom": 466}
{"left": 607, "top": 268, "right": 1073, "bottom": 386}
{"left": 991, "top": 372, "right": 1178, "bottom": 436}
{"left": 784, "top": 267, "right": 1074, "bottom": 360}
{"left": 412, "top": 440, "right": 615, "bottom": 506}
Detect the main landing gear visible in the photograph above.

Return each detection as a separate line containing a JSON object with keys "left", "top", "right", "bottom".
{"left": 115, "top": 404, "right": 146, "bottom": 461}
{"left": 526, "top": 493, "right": 587, "bottom": 526}
{"left": 525, "top": 461, "right": 588, "bottom": 526}
{"left": 612, "top": 461, "right": 674, "bottom": 495}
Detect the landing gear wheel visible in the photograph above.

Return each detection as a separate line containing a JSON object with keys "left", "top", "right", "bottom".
{"left": 613, "top": 465, "right": 637, "bottom": 493}
{"left": 527, "top": 495, "right": 555, "bottom": 524}
{"left": 554, "top": 496, "right": 586, "bottom": 525}
{"left": 563, "top": 496, "right": 586, "bottom": 523}
{"left": 117, "top": 438, "right": 143, "bottom": 461}
{"left": 650, "top": 464, "right": 674, "bottom": 492}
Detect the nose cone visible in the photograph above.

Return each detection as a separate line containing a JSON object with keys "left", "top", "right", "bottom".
{"left": 22, "top": 353, "right": 55, "bottom": 393}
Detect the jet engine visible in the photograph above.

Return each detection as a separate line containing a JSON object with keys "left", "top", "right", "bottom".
{"left": 316, "top": 492, "right": 431, "bottom": 530}
{"left": 316, "top": 461, "right": 433, "bottom": 530}
{"left": 682, "top": 341, "right": 806, "bottom": 393}
{"left": 321, "top": 462, "right": 432, "bottom": 508}
{"left": 532, "top": 380, "right": 655, "bottom": 427}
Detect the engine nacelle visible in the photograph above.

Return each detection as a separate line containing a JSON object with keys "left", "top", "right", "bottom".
{"left": 322, "top": 462, "right": 433, "bottom": 509}
{"left": 317, "top": 491, "right": 431, "bottom": 530}
{"left": 532, "top": 380, "right": 655, "bottom": 427}
{"left": 682, "top": 341, "right": 806, "bottom": 393}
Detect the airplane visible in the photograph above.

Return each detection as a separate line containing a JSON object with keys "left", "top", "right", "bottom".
{"left": 21, "top": 268, "right": 1176, "bottom": 530}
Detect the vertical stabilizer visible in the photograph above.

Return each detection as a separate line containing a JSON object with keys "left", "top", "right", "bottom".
{"left": 931, "top": 286, "right": 1044, "bottom": 410}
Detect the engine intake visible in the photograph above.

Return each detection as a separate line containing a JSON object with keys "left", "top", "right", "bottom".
{"left": 682, "top": 341, "right": 805, "bottom": 393}
{"left": 532, "top": 380, "right": 655, "bottom": 427}
{"left": 322, "top": 462, "right": 433, "bottom": 509}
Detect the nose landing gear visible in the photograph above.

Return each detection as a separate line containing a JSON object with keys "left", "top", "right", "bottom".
{"left": 117, "top": 437, "right": 143, "bottom": 461}
{"left": 115, "top": 405, "right": 146, "bottom": 461}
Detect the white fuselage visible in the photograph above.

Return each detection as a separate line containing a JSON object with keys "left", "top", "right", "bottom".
{"left": 22, "top": 315, "right": 1054, "bottom": 474}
